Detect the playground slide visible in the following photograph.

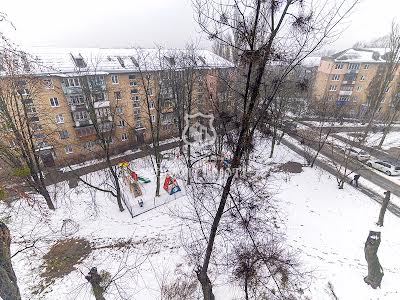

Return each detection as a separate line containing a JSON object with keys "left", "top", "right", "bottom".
{"left": 138, "top": 176, "right": 151, "bottom": 183}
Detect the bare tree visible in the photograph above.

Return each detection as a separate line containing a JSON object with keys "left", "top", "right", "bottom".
{"left": 0, "top": 50, "right": 55, "bottom": 209}
{"left": 190, "top": 0, "right": 358, "bottom": 298}
{"left": 0, "top": 222, "right": 21, "bottom": 300}
{"left": 361, "top": 21, "right": 400, "bottom": 141}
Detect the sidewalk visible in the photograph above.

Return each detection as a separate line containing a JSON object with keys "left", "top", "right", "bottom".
{"left": 44, "top": 140, "right": 181, "bottom": 186}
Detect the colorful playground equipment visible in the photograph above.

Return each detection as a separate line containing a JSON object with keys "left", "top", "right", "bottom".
{"left": 118, "top": 161, "right": 152, "bottom": 199}
{"left": 163, "top": 174, "right": 181, "bottom": 195}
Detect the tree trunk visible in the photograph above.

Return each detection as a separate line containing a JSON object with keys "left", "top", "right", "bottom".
{"left": 378, "top": 130, "right": 388, "bottom": 148}
{"left": 187, "top": 144, "right": 192, "bottom": 184}
{"left": 40, "top": 187, "right": 55, "bottom": 210}
{"left": 377, "top": 191, "right": 390, "bottom": 227}
{"left": 269, "top": 126, "right": 276, "bottom": 158}
{"left": 110, "top": 166, "right": 124, "bottom": 212}
{"left": 0, "top": 222, "right": 21, "bottom": 300}
{"left": 277, "top": 132, "right": 284, "bottom": 145}
{"left": 196, "top": 270, "right": 215, "bottom": 300}
{"left": 86, "top": 267, "right": 106, "bottom": 300}
{"left": 364, "top": 231, "right": 384, "bottom": 289}
{"left": 156, "top": 161, "right": 161, "bottom": 197}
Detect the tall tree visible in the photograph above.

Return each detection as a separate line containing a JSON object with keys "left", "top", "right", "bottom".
{"left": 0, "top": 222, "right": 21, "bottom": 300}
{"left": 191, "top": 0, "right": 358, "bottom": 298}
{"left": 0, "top": 50, "right": 55, "bottom": 209}
{"left": 361, "top": 21, "right": 400, "bottom": 141}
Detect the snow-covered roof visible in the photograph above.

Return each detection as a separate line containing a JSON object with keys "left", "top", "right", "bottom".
{"left": 19, "top": 47, "right": 234, "bottom": 76}
{"left": 331, "top": 48, "right": 391, "bottom": 63}
{"left": 301, "top": 56, "right": 321, "bottom": 68}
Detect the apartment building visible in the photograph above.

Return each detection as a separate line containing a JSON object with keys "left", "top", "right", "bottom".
{"left": 312, "top": 48, "right": 400, "bottom": 118}
{"left": 0, "top": 47, "right": 233, "bottom": 167}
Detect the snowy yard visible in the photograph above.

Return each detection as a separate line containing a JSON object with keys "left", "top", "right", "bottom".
{"left": 366, "top": 132, "right": 400, "bottom": 150}
{"left": 3, "top": 141, "right": 400, "bottom": 299}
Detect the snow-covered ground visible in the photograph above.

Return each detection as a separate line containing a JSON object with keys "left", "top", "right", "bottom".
{"left": 4, "top": 139, "right": 400, "bottom": 299}
{"left": 337, "top": 131, "right": 400, "bottom": 151}
{"left": 366, "top": 132, "right": 400, "bottom": 150}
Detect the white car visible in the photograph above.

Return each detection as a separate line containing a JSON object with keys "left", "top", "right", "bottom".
{"left": 367, "top": 160, "right": 400, "bottom": 176}
{"left": 346, "top": 148, "right": 371, "bottom": 161}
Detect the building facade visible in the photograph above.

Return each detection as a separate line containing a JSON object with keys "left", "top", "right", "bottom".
{"left": 0, "top": 47, "right": 233, "bottom": 167}
{"left": 312, "top": 48, "right": 400, "bottom": 118}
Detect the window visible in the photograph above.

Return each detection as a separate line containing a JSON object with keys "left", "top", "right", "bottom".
{"left": 69, "top": 95, "right": 85, "bottom": 105}
{"left": 93, "top": 93, "right": 105, "bottom": 102}
{"left": 64, "top": 145, "right": 73, "bottom": 154}
{"left": 364, "top": 64, "right": 369, "bottom": 70}
{"left": 26, "top": 105, "right": 37, "bottom": 113}
{"left": 55, "top": 114, "right": 64, "bottom": 124}
{"left": 134, "top": 108, "right": 141, "bottom": 120}
{"left": 351, "top": 96, "right": 358, "bottom": 102}
{"left": 50, "top": 97, "right": 59, "bottom": 107}
{"left": 43, "top": 79, "right": 53, "bottom": 89}
{"left": 83, "top": 140, "right": 97, "bottom": 150}
{"left": 20, "top": 88, "right": 30, "bottom": 96}
{"left": 128, "top": 74, "right": 138, "bottom": 86}
{"left": 114, "top": 91, "right": 122, "bottom": 100}
{"left": 335, "top": 63, "right": 343, "bottom": 69}
{"left": 132, "top": 95, "right": 140, "bottom": 101}
{"left": 151, "top": 115, "right": 155, "bottom": 123}
{"left": 338, "top": 96, "right": 349, "bottom": 102}
{"left": 73, "top": 111, "right": 88, "bottom": 121}
{"left": 356, "top": 86, "right": 362, "bottom": 91}
{"left": 65, "top": 78, "right": 80, "bottom": 87}
{"left": 72, "top": 55, "right": 86, "bottom": 68}
{"left": 111, "top": 75, "right": 119, "bottom": 84}
{"left": 136, "top": 121, "right": 143, "bottom": 128}
{"left": 331, "top": 74, "right": 340, "bottom": 81}
{"left": 146, "top": 87, "right": 153, "bottom": 95}
{"left": 121, "top": 133, "right": 128, "bottom": 141}
{"left": 360, "top": 75, "right": 366, "bottom": 81}
{"left": 385, "top": 86, "right": 390, "bottom": 93}
{"left": 116, "top": 107, "right": 123, "bottom": 114}
{"left": 329, "top": 85, "right": 337, "bottom": 91}
{"left": 348, "top": 63, "right": 360, "bottom": 70}
{"left": 59, "top": 130, "right": 69, "bottom": 139}
{"left": 149, "top": 101, "right": 155, "bottom": 108}
{"left": 118, "top": 120, "right": 126, "bottom": 127}
{"left": 131, "top": 89, "right": 139, "bottom": 95}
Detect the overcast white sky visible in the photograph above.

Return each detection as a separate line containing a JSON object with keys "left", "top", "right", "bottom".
{"left": 0, "top": 0, "right": 399, "bottom": 53}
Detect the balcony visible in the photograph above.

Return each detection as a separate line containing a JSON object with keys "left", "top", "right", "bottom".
{"left": 62, "top": 85, "right": 83, "bottom": 95}
{"left": 339, "top": 90, "right": 352, "bottom": 96}
{"left": 75, "top": 125, "right": 97, "bottom": 139}
{"left": 99, "top": 121, "right": 113, "bottom": 133}
{"left": 97, "top": 115, "right": 113, "bottom": 123}
{"left": 89, "top": 82, "right": 106, "bottom": 92}
{"left": 70, "top": 103, "right": 87, "bottom": 112}
{"left": 93, "top": 100, "right": 110, "bottom": 109}
{"left": 342, "top": 80, "right": 355, "bottom": 85}
{"left": 75, "top": 119, "right": 93, "bottom": 127}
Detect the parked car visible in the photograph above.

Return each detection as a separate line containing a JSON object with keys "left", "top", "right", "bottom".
{"left": 346, "top": 148, "right": 371, "bottom": 161}
{"left": 367, "top": 160, "right": 400, "bottom": 176}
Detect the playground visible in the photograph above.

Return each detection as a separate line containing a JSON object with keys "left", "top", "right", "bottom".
{"left": 116, "top": 150, "right": 184, "bottom": 218}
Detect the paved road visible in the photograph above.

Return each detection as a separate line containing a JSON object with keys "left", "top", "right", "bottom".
{"left": 281, "top": 136, "right": 400, "bottom": 218}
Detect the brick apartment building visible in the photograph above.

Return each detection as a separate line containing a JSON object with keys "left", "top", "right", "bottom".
{"left": 312, "top": 48, "right": 400, "bottom": 118}
{"left": 0, "top": 47, "right": 233, "bottom": 167}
